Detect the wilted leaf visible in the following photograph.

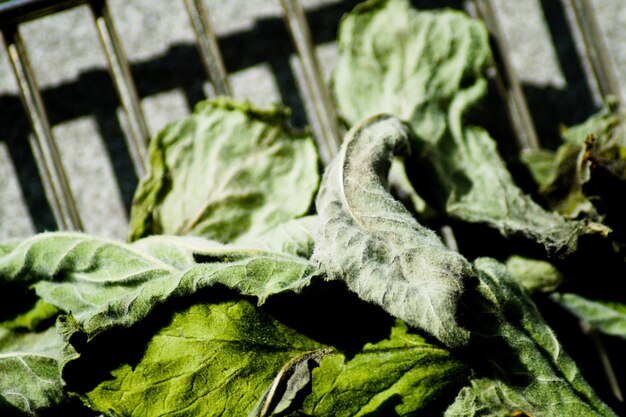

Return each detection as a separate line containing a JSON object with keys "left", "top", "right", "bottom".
{"left": 313, "top": 115, "right": 471, "bottom": 347}
{"left": 0, "top": 233, "right": 316, "bottom": 340}
{"left": 332, "top": 0, "right": 585, "bottom": 255}
{"left": 332, "top": 0, "right": 490, "bottom": 138}
{"left": 250, "top": 349, "right": 332, "bottom": 417}
{"left": 238, "top": 215, "right": 319, "bottom": 259}
{"left": 0, "top": 327, "right": 65, "bottom": 415}
{"left": 128, "top": 97, "right": 319, "bottom": 243}
{"left": 552, "top": 293, "right": 626, "bottom": 339}
{"left": 524, "top": 103, "right": 626, "bottom": 225}
{"left": 300, "top": 321, "right": 467, "bottom": 416}
{"left": 444, "top": 378, "right": 534, "bottom": 417}
{"left": 460, "top": 258, "right": 616, "bottom": 417}
{"left": 85, "top": 299, "right": 326, "bottom": 417}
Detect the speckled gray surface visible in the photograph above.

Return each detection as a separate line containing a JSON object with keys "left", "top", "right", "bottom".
{"left": 0, "top": 0, "right": 625, "bottom": 240}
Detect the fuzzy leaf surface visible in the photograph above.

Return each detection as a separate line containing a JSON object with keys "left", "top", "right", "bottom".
{"left": 0, "top": 233, "right": 315, "bottom": 340}
{"left": 458, "top": 258, "right": 616, "bottom": 417}
{"left": 0, "top": 327, "right": 65, "bottom": 416}
{"left": 128, "top": 97, "right": 319, "bottom": 243}
{"left": 313, "top": 115, "right": 471, "bottom": 347}
{"left": 444, "top": 378, "right": 534, "bottom": 417}
{"left": 332, "top": 0, "right": 584, "bottom": 255}
{"left": 238, "top": 216, "right": 318, "bottom": 259}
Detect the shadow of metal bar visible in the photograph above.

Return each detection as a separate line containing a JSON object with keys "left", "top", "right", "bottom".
{"left": 2, "top": 25, "right": 83, "bottom": 231}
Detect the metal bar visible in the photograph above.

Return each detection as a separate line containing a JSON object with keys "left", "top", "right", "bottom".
{"left": 568, "top": 0, "right": 622, "bottom": 105}
{"left": 280, "top": 0, "right": 341, "bottom": 165}
{"left": 90, "top": 0, "right": 148, "bottom": 178}
{"left": 472, "top": 0, "right": 541, "bottom": 153}
{"left": 2, "top": 26, "right": 83, "bottom": 231}
{"left": 183, "top": 0, "right": 231, "bottom": 96}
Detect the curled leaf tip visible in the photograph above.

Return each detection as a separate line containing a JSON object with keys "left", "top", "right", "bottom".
{"left": 314, "top": 114, "right": 471, "bottom": 347}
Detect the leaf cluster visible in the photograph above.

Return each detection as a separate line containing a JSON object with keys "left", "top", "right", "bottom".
{"left": 2, "top": 1, "right": 626, "bottom": 416}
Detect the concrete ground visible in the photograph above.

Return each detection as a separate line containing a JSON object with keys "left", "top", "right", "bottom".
{"left": 1, "top": 0, "right": 625, "bottom": 240}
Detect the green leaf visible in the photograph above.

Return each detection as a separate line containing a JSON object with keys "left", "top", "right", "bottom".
{"left": 522, "top": 144, "right": 595, "bottom": 219}
{"left": 561, "top": 100, "right": 624, "bottom": 146}
{"left": 128, "top": 97, "right": 319, "bottom": 243}
{"left": 0, "top": 232, "right": 316, "bottom": 340}
{"left": 0, "top": 326, "right": 65, "bottom": 415}
{"left": 332, "top": 0, "right": 585, "bottom": 255}
{"left": 444, "top": 378, "right": 534, "bottom": 417}
{"left": 0, "top": 300, "right": 59, "bottom": 332}
{"left": 552, "top": 293, "right": 626, "bottom": 339}
{"left": 238, "top": 215, "right": 319, "bottom": 259}
{"left": 436, "top": 125, "right": 584, "bottom": 255}
{"left": 523, "top": 103, "right": 626, "bottom": 224}
{"left": 85, "top": 299, "right": 326, "bottom": 417}
{"left": 460, "top": 258, "right": 617, "bottom": 417}
{"left": 313, "top": 115, "right": 471, "bottom": 347}
{"left": 332, "top": 0, "right": 491, "bottom": 137}
{"left": 504, "top": 255, "right": 562, "bottom": 293}
{"left": 300, "top": 321, "right": 467, "bottom": 416}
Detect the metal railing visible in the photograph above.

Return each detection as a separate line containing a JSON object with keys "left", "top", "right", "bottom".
{"left": 0, "top": 0, "right": 343, "bottom": 232}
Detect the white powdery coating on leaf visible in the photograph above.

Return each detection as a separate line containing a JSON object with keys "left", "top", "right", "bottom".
{"left": 313, "top": 115, "right": 471, "bottom": 347}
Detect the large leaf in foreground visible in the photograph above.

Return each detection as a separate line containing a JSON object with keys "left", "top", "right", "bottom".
{"left": 85, "top": 299, "right": 326, "bottom": 417}
{"left": 299, "top": 321, "right": 467, "bottom": 416}
{"left": 313, "top": 115, "right": 471, "bottom": 347}
{"left": 552, "top": 293, "right": 626, "bottom": 339}
{"left": 128, "top": 97, "right": 319, "bottom": 243}
{"left": 332, "top": 0, "right": 584, "bottom": 255}
{"left": 454, "top": 258, "right": 616, "bottom": 416}
{"left": 0, "top": 327, "right": 65, "bottom": 415}
{"left": 0, "top": 233, "right": 315, "bottom": 340}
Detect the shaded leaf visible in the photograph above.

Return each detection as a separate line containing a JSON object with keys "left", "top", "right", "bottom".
{"left": 0, "top": 233, "right": 316, "bottom": 340}
{"left": 0, "top": 300, "right": 59, "bottom": 332}
{"left": 524, "top": 103, "right": 626, "bottom": 226}
{"left": 85, "top": 299, "right": 326, "bottom": 417}
{"left": 332, "top": 0, "right": 585, "bottom": 255}
{"left": 128, "top": 97, "right": 319, "bottom": 243}
{"left": 504, "top": 255, "right": 562, "bottom": 293}
{"left": 300, "top": 321, "right": 467, "bottom": 416}
{"left": 459, "top": 258, "right": 616, "bottom": 417}
{"left": 552, "top": 293, "right": 626, "bottom": 339}
{"left": 522, "top": 144, "right": 594, "bottom": 219}
{"left": 313, "top": 115, "right": 471, "bottom": 347}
